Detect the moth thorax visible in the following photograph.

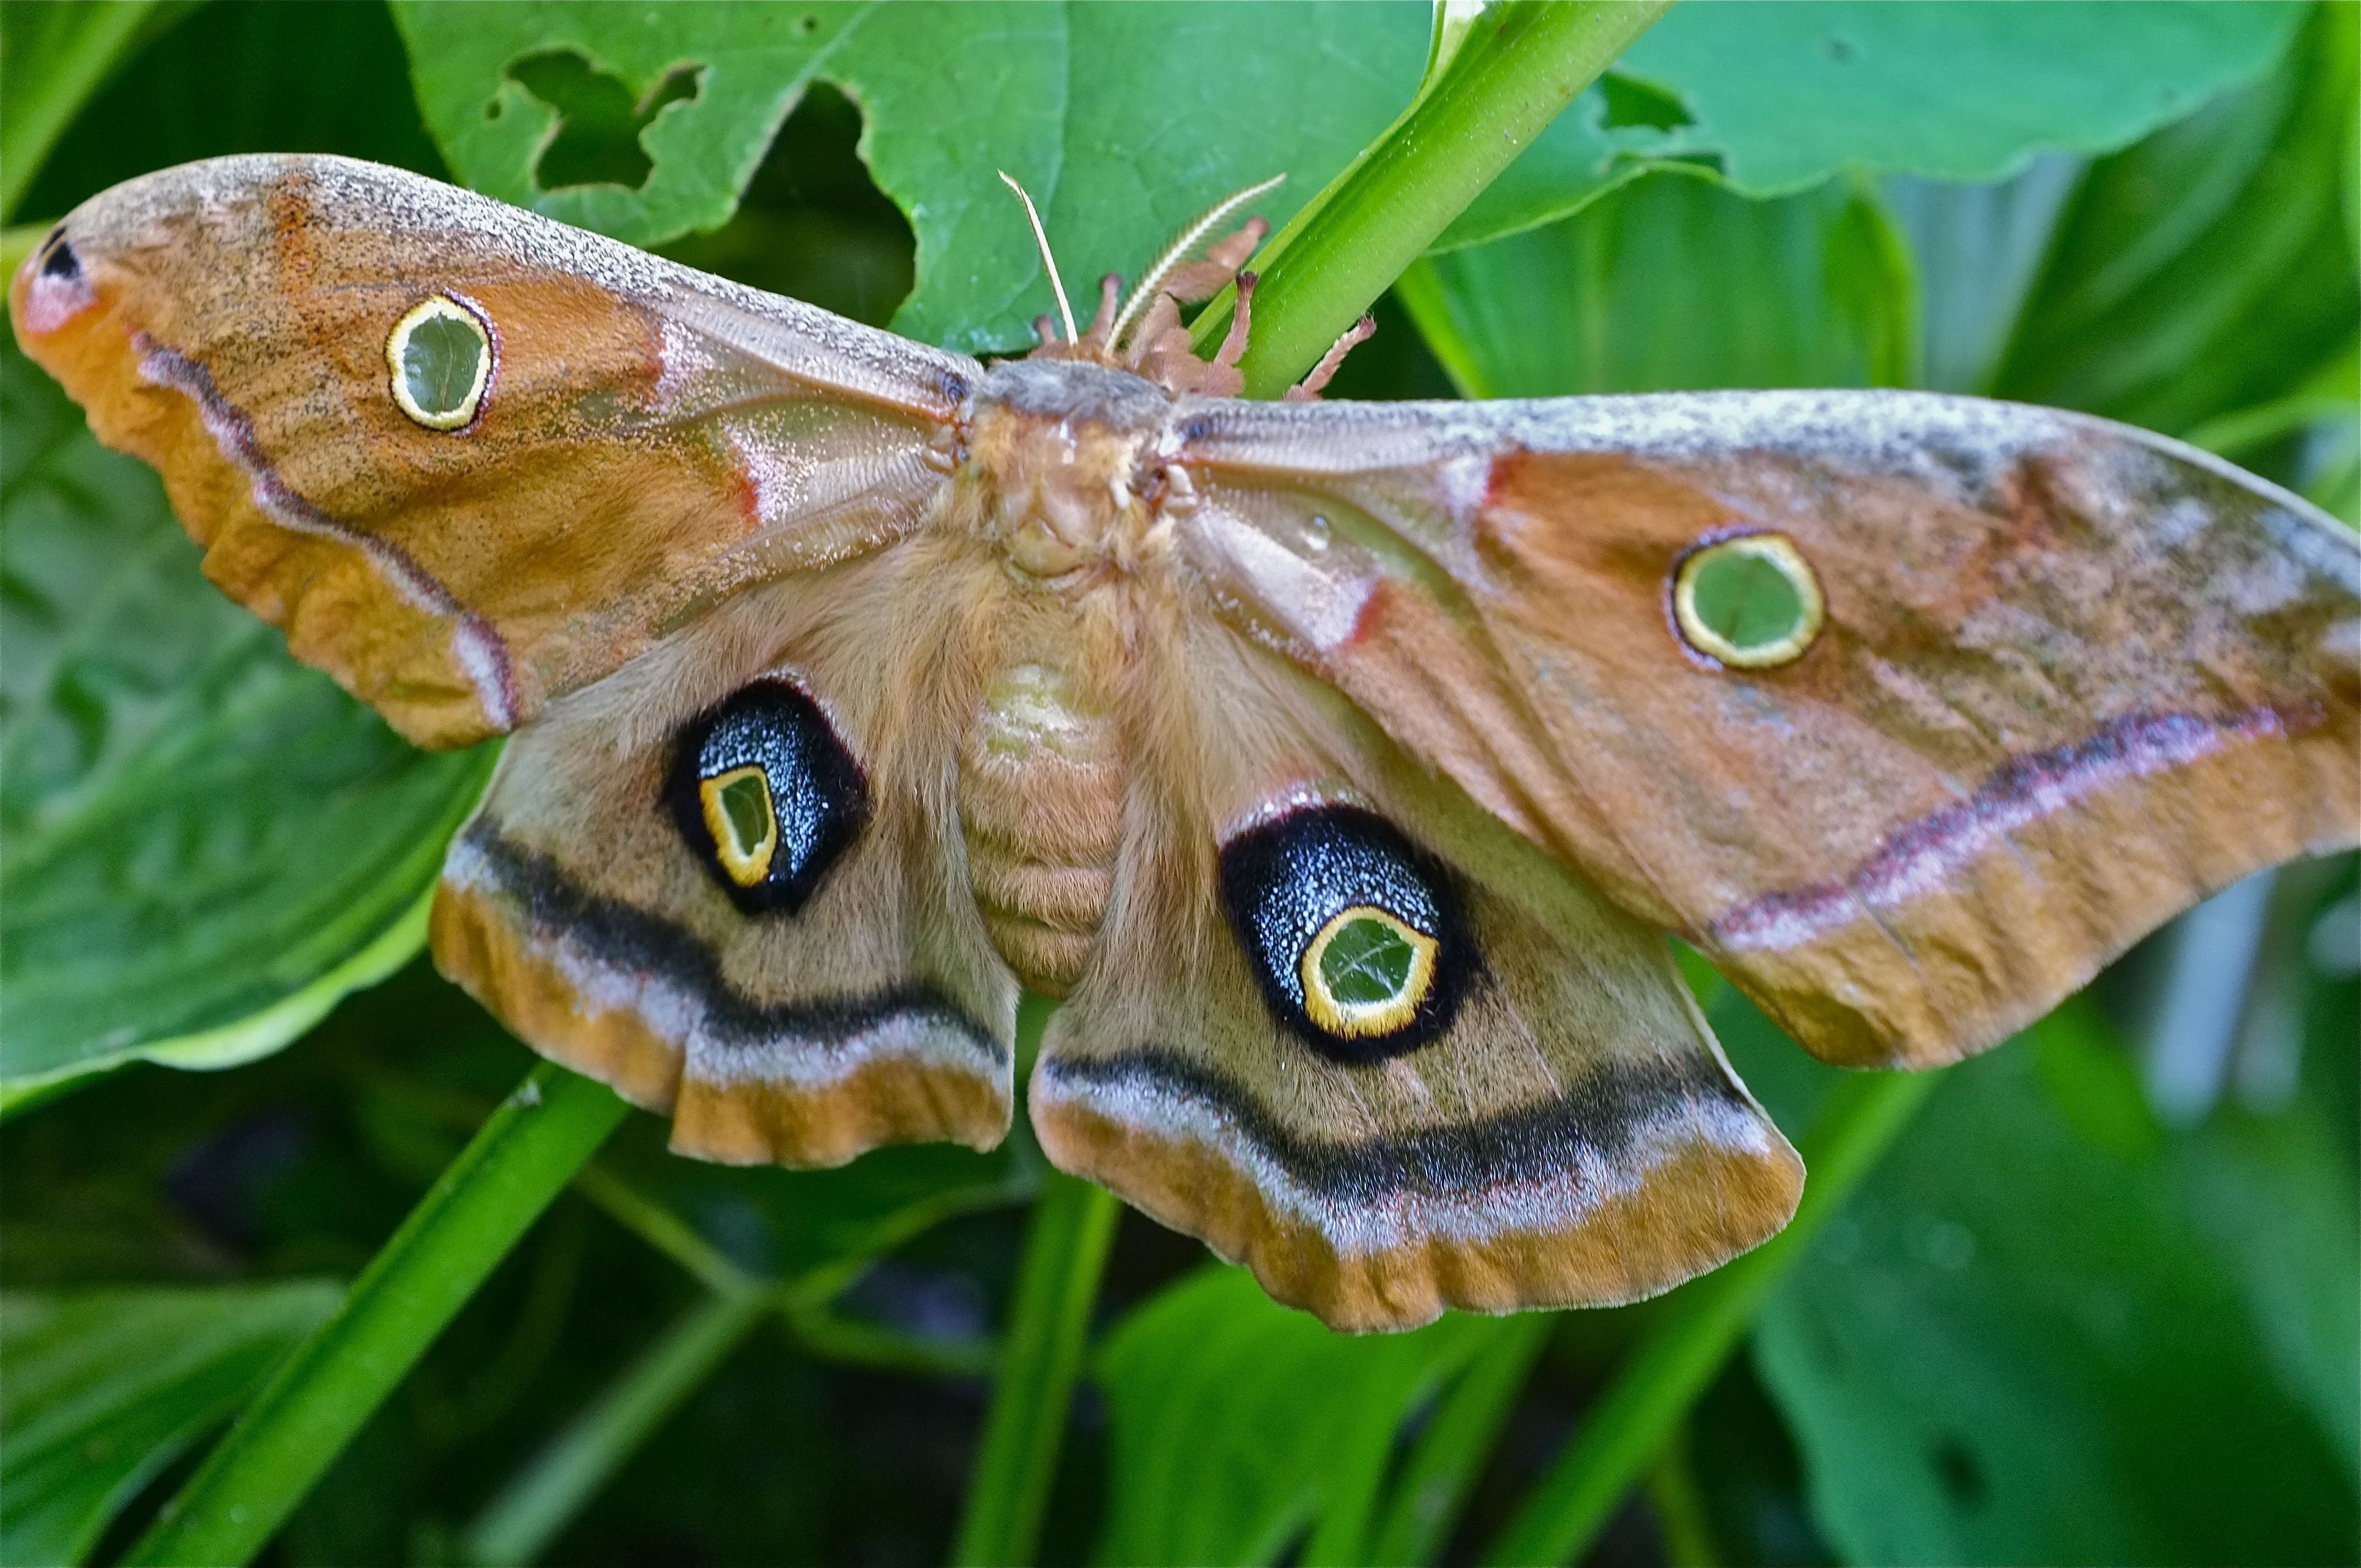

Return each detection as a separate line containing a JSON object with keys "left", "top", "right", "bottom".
{"left": 966, "top": 404, "right": 1163, "bottom": 586}
{"left": 958, "top": 661, "right": 1125, "bottom": 997}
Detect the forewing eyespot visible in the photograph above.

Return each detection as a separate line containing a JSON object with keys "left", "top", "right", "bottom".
{"left": 1672, "top": 532, "right": 1825, "bottom": 669}
{"left": 666, "top": 679, "right": 869, "bottom": 914}
{"left": 386, "top": 295, "right": 492, "bottom": 430}
{"left": 1218, "top": 804, "right": 1470, "bottom": 1063}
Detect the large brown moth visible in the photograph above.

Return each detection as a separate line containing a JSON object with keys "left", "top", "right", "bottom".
{"left": 12, "top": 154, "right": 2357, "bottom": 1332}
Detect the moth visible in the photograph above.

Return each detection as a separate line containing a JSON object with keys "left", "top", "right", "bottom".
{"left": 13, "top": 154, "right": 2357, "bottom": 1332}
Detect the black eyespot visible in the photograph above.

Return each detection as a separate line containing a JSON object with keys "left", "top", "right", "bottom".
{"left": 38, "top": 231, "right": 79, "bottom": 281}
{"left": 1218, "top": 804, "right": 1472, "bottom": 1064}
{"left": 665, "top": 679, "right": 869, "bottom": 914}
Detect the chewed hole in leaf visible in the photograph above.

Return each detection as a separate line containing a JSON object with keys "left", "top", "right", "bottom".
{"left": 1673, "top": 533, "right": 1825, "bottom": 668}
{"left": 1598, "top": 73, "right": 1696, "bottom": 132}
{"left": 653, "top": 81, "right": 915, "bottom": 328}
{"left": 507, "top": 50, "right": 703, "bottom": 192}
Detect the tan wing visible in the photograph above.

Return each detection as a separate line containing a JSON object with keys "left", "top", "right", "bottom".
{"left": 9, "top": 154, "right": 976, "bottom": 748}
{"left": 433, "top": 537, "right": 1019, "bottom": 1165}
{"left": 1030, "top": 606, "right": 1800, "bottom": 1332}
{"left": 1167, "top": 390, "right": 2360, "bottom": 1069}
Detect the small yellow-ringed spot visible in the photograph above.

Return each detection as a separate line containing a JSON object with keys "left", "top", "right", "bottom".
{"left": 386, "top": 295, "right": 491, "bottom": 429}
{"left": 1301, "top": 905, "right": 1438, "bottom": 1039}
{"left": 699, "top": 766, "right": 779, "bottom": 887}
{"left": 1673, "top": 532, "right": 1825, "bottom": 668}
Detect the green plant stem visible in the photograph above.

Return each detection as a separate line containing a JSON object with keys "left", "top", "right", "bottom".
{"left": 461, "top": 1288, "right": 770, "bottom": 1567}
{"left": 1189, "top": 0, "right": 1671, "bottom": 395}
{"left": 123, "top": 1064, "right": 630, "bottom": 1567}
{"left": 1479, "top": 1068, "right": 1942, "bottom": 1567}
{"left": 951, "top": 1168, "right": 1122, "bottom": 1567}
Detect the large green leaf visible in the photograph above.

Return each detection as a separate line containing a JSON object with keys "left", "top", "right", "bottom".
{"left": 1401, "top": 168, "right": 1916, "bottom": 399}
{"left": 0, "top": 1280, "right": 342, "bottom": 1567}
{"left": 392, "top": 1, "right": 1434, "bottom": 356}
{"left": 1092, "top": 1266, "right": 1502, "bottom": 1567}
{"left": 0, "top": 340, "right": 494, "bottom": 1099}
{"left": 1994, "top": 3, "right": 2359, "bottom": 436}
{"left": 1416, "top": 2, "right": 2305, "bottom": 251}
{"left": 1747, "top": 1005, "right": 2358, "bottom": 1566}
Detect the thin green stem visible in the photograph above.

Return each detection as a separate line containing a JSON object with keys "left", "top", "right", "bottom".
{"left": 1189, "top": 0, "right": 1672, "bottom": 396}
{"left": 1364, "top": 1314, "right": 1555, "bottom": 1567}
{"left": 950, "top": 1167, "right": 1122, "bottom": 1567}
{"left": 461, "top": 1289, "right": 770, "bottom": 1567}
{"left": 1479, "top": 1068, "right": 1941, "bottom": 1567}
{"left": 123, "top": 1064, "right": 631, "bottom": 1567}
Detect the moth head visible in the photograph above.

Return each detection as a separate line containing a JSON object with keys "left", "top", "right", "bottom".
{"left": 385, "top": 294, "right": 494, "bottom": 431}
{"left": 665, "top": 678, "right": 870, "bottom": 914}
{"left": 1218, "top": 802, "right": 1471, "bottom": 1063}
{"left": 12, "top": 223, "right": 99, "bottom": 337}
{"left": 1672, "top": 531, "right": 1826, "bottom": 669}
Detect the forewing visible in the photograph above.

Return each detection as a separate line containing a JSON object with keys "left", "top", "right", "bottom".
{"left": 1030, "top": 609, "right": 1800, "bottom": 1332}
{"left": 1172, "top": 390, "right": 2361, "bottom": 1068}
{"left": 9, "top": 154, "right": 977, "bottom": 747}
{"left": 433, "top": 538, "right": 1019, "bottom": 1166}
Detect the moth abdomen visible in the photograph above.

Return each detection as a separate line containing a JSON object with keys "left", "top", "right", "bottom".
{"left": 958, "top": 660, "right": 1127, "bottom": 995}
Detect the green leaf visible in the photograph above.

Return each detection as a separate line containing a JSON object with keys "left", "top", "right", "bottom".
{"left": 1400, "top": 168, "right": 1916, "bottom": 400}
{"left": 0, "top": 0, "right": 198, "bottom": 221}
{"left": 1751, "top": 1008, "right": 2359, "bottom": 1566}
{"left": 1623, "top": 1, "right": 2303, "bottom": 196}
{"left": 13, "top": 0, "right": 447, "bottom": 226}
{"left": 0, "top": 338, "right": 496, "bottom": 1098}
{"left": 1092, "top": 1266, "right": 1500, "bottom": 1567}
{"left": 0, "top": 1280, "right": 341, "bottom": 1567}
{"left": 1994, "top": 3, "right": 2359, "bottom": 435}
{"left": 1438, "top": 1, "right": 2304, "bottom": 251}
{"left": 393, "top": 1, "right": 1437, "bottom": 356}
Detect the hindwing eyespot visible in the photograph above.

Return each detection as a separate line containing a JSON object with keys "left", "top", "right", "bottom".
{"left": 1218, "top": 803, "right": 1470, "bottom": 1063}
{"left": 666, "top": 679, "right": 869, "bottom": 914}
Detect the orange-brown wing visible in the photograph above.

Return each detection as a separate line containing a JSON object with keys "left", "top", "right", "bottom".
{"left": 1030, "top": 598, "right": 1799, "bottom": 1332}
{"left": 435, "top": 536, "right": 1020, "bottom": 1166}
{"left": 9, "top": 154, "right": 976, "bottom": 748}
{"left": 1169, "top": 390, "right": 2360, "bottom": 1068}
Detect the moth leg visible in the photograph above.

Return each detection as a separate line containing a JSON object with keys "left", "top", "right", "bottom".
{"left": 1211, "top": 270, "right": 1258, "bottom": 371}
{"left": 1283, "top": 314, "right": 1378, "bottom": 403}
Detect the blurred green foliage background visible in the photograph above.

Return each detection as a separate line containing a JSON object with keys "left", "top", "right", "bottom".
{"left": 1, "top": 4, "right": 2354, "bottom": 1566}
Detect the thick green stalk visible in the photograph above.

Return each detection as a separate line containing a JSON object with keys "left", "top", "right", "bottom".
{"left": 1190, "top": 0, "right": 1672, "bottom": 396}
{"left": 461, "top": 1289, "right": 770, "bottom": 1567}
{"left": 1479, "top": 1068, "right": 1942, "bottom": 1567}
{"left": 950, "top": 1168, "right": 1122, "bottom": 1567}
{"left": 124, "top": 1064, "right": 631, "bottom": 1566}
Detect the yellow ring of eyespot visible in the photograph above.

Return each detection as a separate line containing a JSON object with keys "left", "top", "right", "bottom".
{"left": 1299, "top": 905, "right": 1439, "bottom": 1039}
{"left": 385, "top": 295, "right": 491, "bottom": 430}
{"left": 699, "top": 766, "right": 779, "bottom": 887}
{"left": 1672, "top": 532, "right": 1826, "bottom": 669}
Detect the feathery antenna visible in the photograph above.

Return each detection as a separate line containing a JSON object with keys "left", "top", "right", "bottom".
{"left": 1108, "top": 173, "right": 1286, "bottom": 348}
{"left": 999, "top": 171, "right": 1077, "bottom": 345}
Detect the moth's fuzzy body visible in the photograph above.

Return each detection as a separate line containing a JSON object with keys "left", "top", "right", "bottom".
{"left": 948, "top": 360, "right": 1184, "bottom": 993}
